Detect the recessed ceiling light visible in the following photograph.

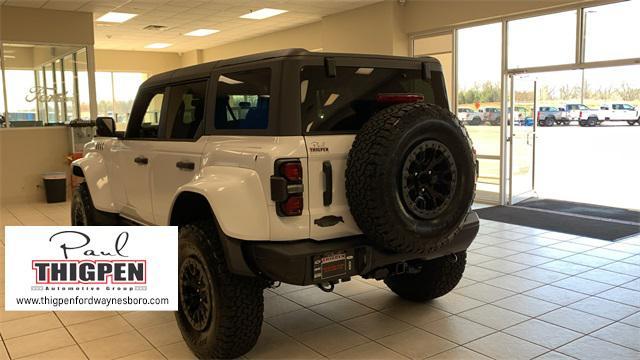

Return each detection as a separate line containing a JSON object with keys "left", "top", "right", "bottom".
{"left": 185, "top": 28, "right": 220, "bottom": 37}
{"left": 96, "top": 12, "right": 137, "bottom": 23}
{"left": 145, "top": 43, "right": 172, "bottom": 49}
{"left": 240, "top": 8, "right": 287, "bottom": 20}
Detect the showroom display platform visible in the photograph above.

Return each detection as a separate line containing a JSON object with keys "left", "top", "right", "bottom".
{"left": 476, "top": 205, "right": 640, "bottom": 241}
{"left": 0, "top": 201, "right": 639, "bottom": 360}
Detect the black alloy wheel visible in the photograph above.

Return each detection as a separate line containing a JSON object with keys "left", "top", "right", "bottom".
{"left": 179, "top": 256, "right": 213, "bottom": 332}
{"left": 401, "top": 140, "right": 457, "bottom": 220}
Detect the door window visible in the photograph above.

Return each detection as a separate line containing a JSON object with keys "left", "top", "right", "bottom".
{"left": 167, "top": 81, "right": 207, "bottom": 140}
{"left": 126, "top": 88, "right": 165, "bottom": 139}
{"left": 214, "top": 69, "right": 271, "bottom": 130}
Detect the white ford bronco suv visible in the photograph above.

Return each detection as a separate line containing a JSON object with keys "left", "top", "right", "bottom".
{"left": 71, "top": 49, "right": 479, "bottom": 359}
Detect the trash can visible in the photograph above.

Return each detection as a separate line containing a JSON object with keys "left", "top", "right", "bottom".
{"left": 43, "top": 172, "right": 67, "bottom": 203}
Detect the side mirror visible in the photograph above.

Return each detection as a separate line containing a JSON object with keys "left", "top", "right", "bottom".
{"left": 96, "top": 116, "right": 116, "bottom": 137}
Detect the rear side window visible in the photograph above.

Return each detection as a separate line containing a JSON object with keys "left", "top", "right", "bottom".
{"left": 215, "top": 68, "right": 271, "bottom": 130}
{"left": 300, "top": 66, "right": 438, "bottom": 133}
{"left": 166, "top": 81, "right": 207, "bottom": 140}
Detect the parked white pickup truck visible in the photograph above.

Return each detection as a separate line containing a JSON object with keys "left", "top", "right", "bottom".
{"left": 564, "top": 104, "right": 601, "bottom": 127}
{"left": 597, "top": 103, "right": 640, "bottom": 126}
{"left": 566, "top": 103, "right": 640, "bottom": 126}
{"left": 457, "top": 107, "right": 483, "bottom": 125}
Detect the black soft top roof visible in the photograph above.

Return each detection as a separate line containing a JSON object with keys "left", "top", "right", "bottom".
{"left": 141, "top": 48, "right": 438, "bottom": 89}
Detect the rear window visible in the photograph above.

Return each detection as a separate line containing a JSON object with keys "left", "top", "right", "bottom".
{"left": 300, "top": 66, "right": 439, "bottom": 133}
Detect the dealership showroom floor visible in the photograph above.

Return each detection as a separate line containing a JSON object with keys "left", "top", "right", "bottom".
{"left": 1, "top": 0, "right": 640, "bottom": 360}
{"left": 0, "top": 202, "right": 639, "bottom": 359}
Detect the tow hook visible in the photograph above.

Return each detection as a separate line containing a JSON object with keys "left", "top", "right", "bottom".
{"left": 448, "top": 253, "right": 459, "bottom": 263}
{"left": 270, "top": 281, "right": 281, "bottom": 289}
{"left": 317, "top": 282, "right": 335, "bottom": 292}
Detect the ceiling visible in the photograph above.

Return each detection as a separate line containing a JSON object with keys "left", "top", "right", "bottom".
{"left": 0, "top": 0, "right": 381, "bottom": 53}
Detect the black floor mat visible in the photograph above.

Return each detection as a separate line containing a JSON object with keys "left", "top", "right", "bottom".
{"left": 518, "top": 199, "right": 640, "bottom": 223}
{"left": 476, "top": 206, "right": 640, "bottom": 241}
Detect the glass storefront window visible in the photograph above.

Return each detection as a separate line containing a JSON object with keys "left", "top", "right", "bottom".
{"left": 584, "top": 1, "right": 640, "bottom": 62}
{"left": 95, "top": 71, "right": 147, "bottom": 131}
{"left": 5, "top": 70, "right": 37, "bottom": 123}
{"left": 457, "top": 23, "right": 502, "bottom": 155}
{"left": 1, "top": 43, "right": 91, "bottom": 126}
{"left": 113, "top": 72, "right": 147, "bottom": 128}
{"left": 508, "top": 11, "right": 576, "bottom": 69}
{"left": 63, "top": 54, "right": 78, "bottom": 120}
{"left": 96, "top": 72, "right": 114, "bottom": 118}
{"left": 76, "top": 49, "right": 90, "bottom": 120}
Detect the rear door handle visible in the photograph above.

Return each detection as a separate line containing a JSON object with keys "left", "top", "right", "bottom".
{"left": 134, "top": 156, "right": 148, "bottom": 165}
{"left": 176, "top": 161, "right": 195, "bottom": 171}
{"left": 322, "top": 160, "right": 333, "bottom": 206}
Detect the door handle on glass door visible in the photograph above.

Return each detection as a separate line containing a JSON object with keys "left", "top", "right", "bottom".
{"left": 134, "top": 156, "right": 148, "bottom": 165}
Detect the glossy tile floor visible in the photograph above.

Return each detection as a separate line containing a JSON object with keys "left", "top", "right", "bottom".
{"left": 0, "top": 201, "right": 639, "bottom": 360}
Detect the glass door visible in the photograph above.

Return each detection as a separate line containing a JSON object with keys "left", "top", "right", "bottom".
{"left": 508, "top": 74, "right": 537, "bottom": 204}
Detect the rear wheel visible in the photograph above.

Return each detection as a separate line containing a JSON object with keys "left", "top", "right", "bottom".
{"left": 545, "top": 117, "right": 555, "bottom": 127}
{"left": 385, "top": 252, "right": 466, "bottom": 301}
{"left": 628, "top": 121, "right": 636, "bottom": 126}
{"left": 176, "top": 220, "right": 266, "bottom": 359}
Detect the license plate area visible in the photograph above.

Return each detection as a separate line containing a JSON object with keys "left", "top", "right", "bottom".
{"left": 313, "top": 251, "right": 353, "bottom": 281}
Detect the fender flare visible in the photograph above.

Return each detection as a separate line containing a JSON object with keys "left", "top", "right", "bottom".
{"left": 71, "top": 152, "right": 117, "bottom": 213}
{"left": 171, "top": 166, "right": 270, "bottom": 240}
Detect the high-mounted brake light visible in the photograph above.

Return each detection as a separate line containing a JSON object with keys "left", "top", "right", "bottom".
{"left": 376, "top": 93, "right": 424, "bottom": 104}
{"left": 271, "top": 159, "right": 304, "bottom": 217}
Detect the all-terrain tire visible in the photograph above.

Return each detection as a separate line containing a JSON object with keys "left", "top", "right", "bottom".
{"left": 71, "top": 182, "right": 117, "bottom": 225}
{"left": 346, "top": 103, "right": 476, "bottom": 255}
{"left": 385, "top": 251, "right": 467, "bottom": 301}
{"left": 176, "top": 220, "right": 266, "bottom": 359}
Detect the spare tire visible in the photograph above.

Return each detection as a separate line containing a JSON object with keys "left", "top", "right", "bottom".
{"left": 346, "top": 102, "right": 476, "bottom": 255}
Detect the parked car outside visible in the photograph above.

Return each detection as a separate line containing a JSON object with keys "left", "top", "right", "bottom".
{"left": 537, "top": 106, "right": 569, "bottom": 126}
{"left": 457, "top": 107, "right": 483, "bottom": 125}
{"left": 598, "top": 103, "right": 640, "bottom": 125}
{"left": 564, "top": 104, "right": 601, "bottom": 126}
{"left": 482, "top": 107, "right": 501, "bottom": 126}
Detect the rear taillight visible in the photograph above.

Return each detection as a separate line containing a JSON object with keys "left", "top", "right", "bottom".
{"left": 271, "top": 159, "right": 304, "bottom": 217}
{"left": 281, "top": 195, "right": 303, "bottom": 216}
{"left": 579, "top": 111, "right": 583, "bottom": 118}
{"left": 280, "top": 162, "right": 302, "bottom": 182}
{"left": 537, "top": 112, "right": 541, "bottom": 120}
{"left": 376, "top": 93, "right": 424, "bottom": 104}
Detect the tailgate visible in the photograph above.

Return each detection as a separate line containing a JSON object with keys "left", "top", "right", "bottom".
{"left": 304, "top": 135, "right": 362, "bottom": 240}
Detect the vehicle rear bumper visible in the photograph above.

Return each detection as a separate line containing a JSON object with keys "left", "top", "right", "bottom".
{"left": 242, "top": 211, "right": 479, "bottom": 286}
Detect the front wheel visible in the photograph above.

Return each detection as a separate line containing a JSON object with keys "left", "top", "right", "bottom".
{"left": 71, "top": 182, "right": 117, "bottom": 225}
{"left": 176, "top": 220, "right": 266, "bottom": 359}
{"left": 384, "top": 252, "right": 466, "bottom": 301}
{"left": 628, "top": 121, "right": 636, "bottom": 126}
